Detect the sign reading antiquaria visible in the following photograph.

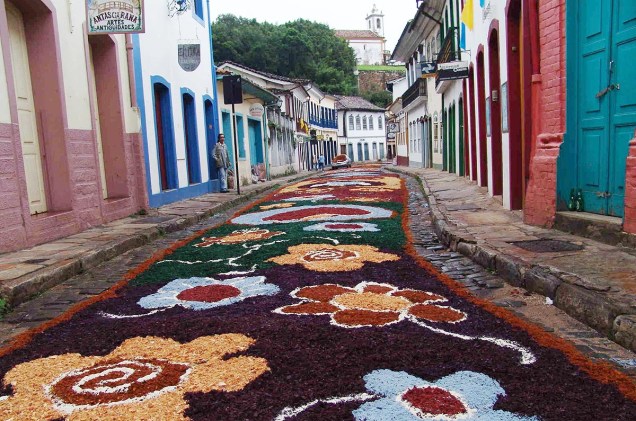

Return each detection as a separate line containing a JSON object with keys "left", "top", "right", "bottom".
{"left": 87, "top": 0, "right": 145, "bottom": 34}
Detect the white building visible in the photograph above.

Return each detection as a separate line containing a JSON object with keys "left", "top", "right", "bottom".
{"left": 391, "top": 1, "right": 444, "bottom": 169}
{"left": 335, "top": 4, "right": 386, "bottom": 65}
{"left": 337, "top": 96, "right": 386, "bottom": 162}
{"left": 135, "top": 1, "right": 219, "bottom": 206}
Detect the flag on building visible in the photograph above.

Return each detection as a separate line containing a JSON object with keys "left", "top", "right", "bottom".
{"left": 461, "top": 0, "right": 475, "bottom": 31}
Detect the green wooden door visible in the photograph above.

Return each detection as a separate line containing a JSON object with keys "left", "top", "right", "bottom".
{"left": 577, "top": 0, "right": 636, "bottom": 216}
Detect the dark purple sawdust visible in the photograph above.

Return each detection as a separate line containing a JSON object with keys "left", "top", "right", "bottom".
{"left": 0, "top": 256, "right": 634, "bottom": 420}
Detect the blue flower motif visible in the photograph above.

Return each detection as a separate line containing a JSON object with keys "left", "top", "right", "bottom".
{"left": 138, "top": 276, "right": 279, "bottom": 311}
{"left": 353, "top": 369, "right": 538, "bottom": 421}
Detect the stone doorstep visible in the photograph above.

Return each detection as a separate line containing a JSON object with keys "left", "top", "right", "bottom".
{"left": 0, "top": 173, "right": 308, "bottom": 311}
{"left": 391, "top": 167, "right": 636, "bottom": 353}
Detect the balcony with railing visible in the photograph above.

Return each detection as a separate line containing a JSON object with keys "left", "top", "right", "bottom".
{"left": 402, "top": 78, "right": 428, "bottom": 108}
{"left": 436, "top": 27, "right": 460, "bottom": 89}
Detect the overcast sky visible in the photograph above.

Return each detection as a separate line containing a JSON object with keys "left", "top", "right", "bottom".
{"left": 210, "top": 1, "right": 418, "bottom": 54}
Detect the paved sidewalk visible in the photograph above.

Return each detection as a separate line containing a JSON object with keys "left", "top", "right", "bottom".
{"left": 0, "top": 172, "right": 310, "bottom": 310}
{"left": 390, "top": 166, "right": 636, "bottom": 353}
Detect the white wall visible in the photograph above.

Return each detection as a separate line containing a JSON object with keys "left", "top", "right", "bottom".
{"left": 138, "top": 5, "right": 215, "bottom": 195}
{"left": 465, "top": 0, "right": 512, "bottom": 207}
{"left": 0, "top": 32, "right": 10, "bottom": 124}
{"left": 348, "top": 39, "right": 385, "bottom": 65}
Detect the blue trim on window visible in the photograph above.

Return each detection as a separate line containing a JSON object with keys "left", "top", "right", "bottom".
{"left": 220, "top": 109, "right": 235, "bottom": 164}
{"left": 192, "top": 0, "right": 204, "bottom": 24}
{"left": 236, "top": 113, "right": 246, "bottom": 159}
{"left": 202, "top": 94, "right": 219, "bottom": 189}
{"left": 150, "top": 75, "right": 179, "bottom": 191}
{"left": 181, "top": 88, "right": 201, "bottom": 185}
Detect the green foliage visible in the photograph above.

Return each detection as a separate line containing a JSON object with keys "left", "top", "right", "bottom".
{"left": 357, "top": 65, "right": 407, "bottom": 72}
{"left": 212, "top": 15, "right": 358, "bottom": 95}
{"left": 362, "top": 89, "right": 393, "bottom": 109}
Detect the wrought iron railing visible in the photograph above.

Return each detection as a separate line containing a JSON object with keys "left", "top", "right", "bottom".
{"left": 402, "top": 78, "right": 428, "bottom": 108}
{"left": 437, "top": 26, "right": 459, "bottom": 64}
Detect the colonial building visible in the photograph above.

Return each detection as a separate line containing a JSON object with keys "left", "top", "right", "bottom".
{"left": 336, "top": 96, "right": 386, "bottom": 162}
{"left": 218, "top": 61, "right": 338, "bottom": 174}
{"left": 0, "top": 0, "right": 146, "bottom": 252}
{"left": 215, "top": 69, "right": 278, "bottom": 187}
{"left": 335, "top": 4, "right": 386, "bottom": 65}
{"left": 391, "top": 2, "right": 444, "bottom": 170}
{"left": 134, "top": 1, "right": 220, "bottom": 207}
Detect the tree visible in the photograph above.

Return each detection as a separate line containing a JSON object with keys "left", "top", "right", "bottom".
{"left": 212, "top": 15, "right": 357, "bottom": 95}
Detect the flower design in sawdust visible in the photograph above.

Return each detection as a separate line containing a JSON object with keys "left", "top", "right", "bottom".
{"left": 194, "top": 229, "right": 284, "bottom": 247}
{"left": 353, "top": 369, "right": 538, "bottom": 420}
{"left": 231, "top": 205, "right": 393, "bottom": 225}
{"left": 277, "top": 176, "right": 400, "bottom": 195}
{"left": 281, "top": 194, "right": 336, "bottom": 202}
{"left": 0, "top": 334, "right": 268, "bottom": 420}
{"left": 268, "top": 245, "right": 400, "bottom": 273}
{"left": 274, "top": 282, "right": 466, "bottom": 328}
{"left": 260, "top": 203, "right": 295, "bottom": 210}
{"left": 137, "top": 276, "right": 279, "bottom": 311}
{"left": 303, "top": 222, "right": 380, "bottom": 232}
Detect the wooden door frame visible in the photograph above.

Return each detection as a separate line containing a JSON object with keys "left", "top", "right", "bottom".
{"left": 506, "top": 0, "right": 524, "bottom": 209}
{"left": 476, "top": 46, "right": 488, "bottom": 187}
{"left": 488, "top": 20, "right": 504, "bottom": 196}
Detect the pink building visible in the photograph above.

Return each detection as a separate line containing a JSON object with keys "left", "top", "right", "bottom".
{"left": 0, "top": 0, "right": 147, "bottom": 253}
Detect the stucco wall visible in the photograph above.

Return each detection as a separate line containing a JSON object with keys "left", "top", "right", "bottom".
{"left": 137, "top": 5, "right": 215, "bottom": 199}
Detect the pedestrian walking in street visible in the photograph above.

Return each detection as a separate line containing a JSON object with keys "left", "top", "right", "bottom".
{"left": 312, "top": 154, "right": 318, "bottom": 171}
{"left": 213, "top": 133, "right": 230, "bottom": 193}
{"left": 318, "top": 154, "right": 325, "bottom": 171}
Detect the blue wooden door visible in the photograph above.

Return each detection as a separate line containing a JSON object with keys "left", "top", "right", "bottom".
{"left": 577, "top": 0, "right": 636, "bottom": 216}
{"left": 248, "top": 119, "right": 264, "bottom": 166}
{"left": 608, "top": 0, "right": 636, "bottom": 215}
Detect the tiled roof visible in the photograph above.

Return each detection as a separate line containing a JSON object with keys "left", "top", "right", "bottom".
{"left": 334, "top": 30, "right": 384, "bottom": 40}
{"left": 219, "top": 61, "right": 310, "bottom": 85}
{"left": 335, "top": 96, "right": 384, "bottom": 111}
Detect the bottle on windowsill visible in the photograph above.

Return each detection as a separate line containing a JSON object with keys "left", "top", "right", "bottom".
{"left": 568, "top": 189, "right": 576, "bottom": 211}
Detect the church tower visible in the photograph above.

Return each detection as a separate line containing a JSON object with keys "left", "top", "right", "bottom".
{"left": 366, "top": 4, "right": 384, "bottom": 37}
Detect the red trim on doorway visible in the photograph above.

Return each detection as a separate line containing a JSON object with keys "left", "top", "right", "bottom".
{"left": 462, "top": 81, "right": 469, "bottom": 178}
{"left": 476, "top": 45, "right": 488, "bottom": 188}
{"left": 468, "top": 65, "right": 478, "bottom": 182}
{"left": 488, "top": 20, "right": 503, "bottom": 197}
{"left": 506, "top": 1, "right": 523, "bottom": 209}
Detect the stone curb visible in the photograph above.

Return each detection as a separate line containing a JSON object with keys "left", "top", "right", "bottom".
{"left": 0, "top": 173, "right": 309, "bottom": 310}
{"left": 389, "top": 167, "right": 636, "bottom": 353}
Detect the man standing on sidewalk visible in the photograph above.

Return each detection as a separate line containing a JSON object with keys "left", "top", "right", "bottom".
{"left": 213, "top": 134, "right": 230, "bottom": 193}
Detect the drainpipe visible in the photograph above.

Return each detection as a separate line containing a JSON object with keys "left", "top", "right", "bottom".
{"left": 125, "top": 34, "right": 137, "bottom": 107}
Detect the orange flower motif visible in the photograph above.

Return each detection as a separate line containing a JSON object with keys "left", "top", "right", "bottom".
{"left": 260, "top": 203, "right": 295, "bottom": 210}
{"left": 0, "top": 334, "right": 268, "bottom": 420}
{"left": 274, "top": 282, "right": 466, "bottom": 328}
{"left": 267, "top": 244, "right": 399, "bottom": 272}
{"left": 195, "top": 229, "right": 284, "bottom": 247}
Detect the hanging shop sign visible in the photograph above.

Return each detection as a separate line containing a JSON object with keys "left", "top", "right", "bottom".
{"left": 387, "top": 122, "right": 400, "bottom": 134}
{"left": 178, "top": 44, "right": 201, "bottom": 72}
{"left": 249, "top": 103, "right": 265, "bottom": 118}
{"left": 420, "top": 62, "right": 436, "bottom": 75}
{"left": 87, "top": 0, "right": 145, "bottom": 34}
{"left": 436, "top": 61, "right": 469, "bottom": 81}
